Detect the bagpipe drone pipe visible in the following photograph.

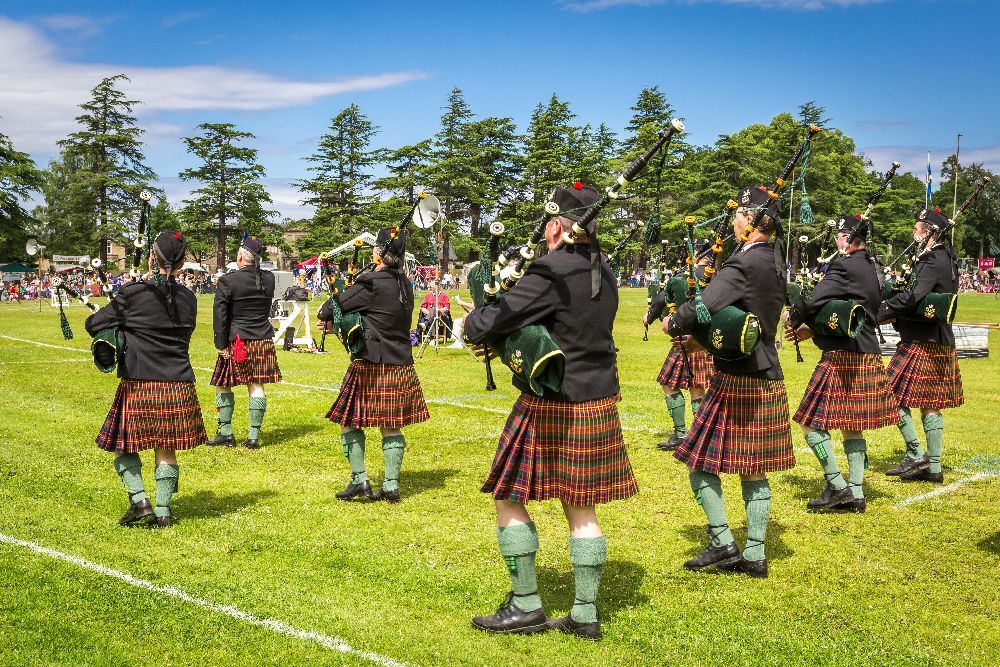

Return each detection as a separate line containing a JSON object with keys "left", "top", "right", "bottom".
{"left": 882, "top": 177, "right": 989, "bottom": 325}
{"left": 467, "top": 118, "right": 688, "bottom": 395}
{"left": 792, "top": 161, "right": 902, "bottom": 340}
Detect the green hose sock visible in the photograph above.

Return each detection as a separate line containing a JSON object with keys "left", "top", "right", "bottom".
{"left": 922, "top": 413, "right": 944, "bottom": 474}
{"left": 843, "top": 438, "right": 868, "bottom": 499}
{"left": 741, "top": 479, "right": 772, "bottom": 562}
{"left": 497, "top": 522, "right": 541, "bottom": 613}
{"left": 898, "top": 407, "right": 924, "bottom": 459}
{"left": 666, "top": 393, "right": 686, "bottom": 437}
{"left": 381, "top": 434, "right": 405, "bottom": 492}
{"left": 247, "top": 396, "right": 266, "bottom": 441}
{"left": 569, "top": 536, "right": 607, "bottom": 624}
{"left": 691, "top": 397, "right": 703, "bottom": 418}
{"left": 215, "top": 392, "right": 235, "bottom": 437}
{"left": 805, "top": 429, "right": 847, "bottom": 490}
{"left": 342, "top": 430, "right": 367, "bottom": 484}
{"left": 113, "top": 453, "right": 146, "bottom": 504}
{"left": 153, "top": 463, "right": 179, "bottom": 518}
{"left": 689, "top": 470, "right": 733, "bottom": 547}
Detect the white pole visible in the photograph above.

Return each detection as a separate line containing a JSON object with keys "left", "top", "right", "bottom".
{"left": 952, "top": 133, "right": 961, "bottom": 246}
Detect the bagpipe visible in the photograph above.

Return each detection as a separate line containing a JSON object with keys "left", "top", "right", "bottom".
{"left": 643, "top": 239, "right": 672, "bottom": 341}
{"left": 91, "top": 189, "right": 153, "bottom": 373}
{"left": 319, "top": 193, "right": 442, "bottom": 356}
{"left": 796, "top": 162, "right": 901, "bottom": 339}
{"left": 883, "top": 177, "right": 989, "bottom": 325}
{"left": 468, "top": 119, "right": 687, "bottom": 395}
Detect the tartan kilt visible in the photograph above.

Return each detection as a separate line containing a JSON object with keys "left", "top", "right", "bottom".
{"left": 887, "top": 341, "right": 964, "bottom": 409}
{"left": 210, "top": 338, "right": 282, "bottom": 386}
{"left": 482, "top": 394, "right": 638, "bottom": 506}
{"left": 674, "top": 372, "right": 795, "bottom": 475}
{"left": 793, "top": 351, "right": 900, "bottom": 431}
{"left": 656, "top": 348, "right": 715, "bottom": 390}
{"left": 97, "top": 379, "right": 207, "bottom": 454}
{"left": 326, "top": 360, "right": 429, "bottom": 429}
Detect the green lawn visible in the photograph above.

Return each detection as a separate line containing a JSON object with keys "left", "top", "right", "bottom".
{"left": 1, "top": 289, "right": 998, "bottom": 667}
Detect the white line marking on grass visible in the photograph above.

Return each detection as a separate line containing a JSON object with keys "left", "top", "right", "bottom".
{"left": 893, "top": 472, "right": 999, "bottom": 508}
{"left": 0, "top": 532, "right": 408, "bottom": 667}
{"left": 0, "top": 335, "right": 88, "bottom": 352}
{"left": 0, "top": 358, "right": 88, "bottom": 365}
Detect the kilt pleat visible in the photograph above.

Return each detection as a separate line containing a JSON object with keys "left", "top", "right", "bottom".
{"left": 482, "top": 394, "right": 638, "bottom": 506}
{"left": 210, "top": 338, "right": 282, "bottom": 387}
{"left": 887, "top": 341, "right": 964, "bottom": 409}
{"left": 656, "top": 348, "right": 714, "bottom": 389}
{"left": 97, "top": 379, "right": 207, "bottom": 453}
{"left": 326, "top": 360, "right": 429, "bottom": 429}
{"left": 674, "top": 372, "right": 794, "bottom": 475}
{"left": 793, "top": 351, "right": 900, "bottom": 431}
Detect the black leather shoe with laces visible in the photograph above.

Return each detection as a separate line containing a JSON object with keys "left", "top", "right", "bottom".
{"left": 806, "top": 483, "right": 855, "bottom": 511}
{"left": 119, "top": 497, "right": 154, "bottom": 526}
{"left": 471, "top": 592, "right": 549, "bottom": 635}
{"left": 207, "top": 433, "right": 236, "bottom": 447}
{"left": 335, "top": 480, "right": 376, "bottom": 501}
{"left": 683, "top": 541, "right": 741, "bottom": 570}
{"left": 886, "top": 454, "right": 928, "bottom": 476}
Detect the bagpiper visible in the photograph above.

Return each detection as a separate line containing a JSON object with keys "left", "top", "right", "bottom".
{"left": 646, "top": 248, "right": 716, "bottom": 451}
{"left": 209, "top": 235, "right": 282, "bottom": 449}
{"left": 319, "top": 228, "right": 429, "bottom": 503}
{"left": 880, "top": 208, "right": 963, "bottom": 483}
{"left": 666, "top": 186, "right": 795, "bottom": 579}
{"left": 787, "top": 215, "right": 900, "bottom": 512}
{"left": 86, "top": 231, "right": 207, "bottom": 528}
{"left": 464, "top": 184, "right": 638, "bottom": 640}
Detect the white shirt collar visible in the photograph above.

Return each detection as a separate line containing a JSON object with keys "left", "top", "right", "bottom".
{"left": 741, "top": 241, "right": 767, "bottom": 252}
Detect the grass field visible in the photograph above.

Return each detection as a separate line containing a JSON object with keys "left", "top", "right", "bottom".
{"left": 1, "top": 290, "right": 999, "bottom": 667}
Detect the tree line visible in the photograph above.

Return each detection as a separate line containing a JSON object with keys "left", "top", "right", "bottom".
{"left": 2, "top": 74, "right": 998, "bottom": 272}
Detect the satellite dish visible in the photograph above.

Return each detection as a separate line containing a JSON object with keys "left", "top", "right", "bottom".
{"left": 25, "top": 239, "right": 42, "bottom": 256}
{"left": 411, "top": 193, "right": 442, "bottom": 229}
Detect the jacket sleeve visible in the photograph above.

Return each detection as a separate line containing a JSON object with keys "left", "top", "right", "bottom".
{"left": 463, "top": 267, "right": 559, "bottom": 344}
{"left": 213, "top": 278, "right": 232, "bottom": 350}
{"left": 882, "top": 252, "right": 939, "bottom": 318}
{"left": 336, "top": 278, "right": 375, "bottom": 315}
{"left": 644, "top": 290, "right": 667, "bottom": 325}
{"left": 85, "top": 289, "right": 128, "bottom": 336}
{"left": 790, "top": 260, "right": 850, "bottom": 328}
{"left": 668, "top": 260, "right": 745, "bottom": 336}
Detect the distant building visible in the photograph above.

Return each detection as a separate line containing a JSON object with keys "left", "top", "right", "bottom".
{"left": 267, "top": 228, "right": 308, "bottom": 270}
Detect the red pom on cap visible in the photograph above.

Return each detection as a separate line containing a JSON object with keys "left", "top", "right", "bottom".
{"left": 573, "top": 181, "right": 583, "bottom": 190}
{"left": 757, "top": 186, "right": 767, "bottom": 191}
{"left": 934, "top": 208, "right": 940, "bottom": 213}
{"left": 855, "top": 214, "right": 862, "bottom": 218}
{"left": 175, "top": 232, "right": 182, "bottom": 239}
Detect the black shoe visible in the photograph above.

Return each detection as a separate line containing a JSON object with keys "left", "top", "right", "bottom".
{"left": 547, "top": 614, "right": 602, "bottom": 641}
{"left": 886, "top": 454, "right": 929, "bottom": 476}
{"left": 335, "top": 480, "right": 376, "bottom": 501}
{"left": 806, "top": 483, "right": 855, "bottom": 511}
{"left": 656, "top": 434, "right": 683, "bottom": 451}
{"left": 471, "top": 592, "right": 549, "bottom": 635}
{"left": 683, "top": 541, "right": 742, "bottom": 570}
{"left": 837, "top": 497, "right": 867, "bottom": 513}
{"left": 207, "top": 433, "right": 236, "bottom": 447}
{"left": 899, "top": 467, "right": 944, "bottom": 483}
{"left": 373, "top": 488, "right": 400, "bottom": 503}
{"left": 719, "top": 556, "right": 769, "bottom": 579}
{"left": 243, "top": 438, "right": 261, "bottom": 450}
{"left": 119, "top": 498, "right": 154, "bottom": 526}
{"left": 147, "top": 514, "right": 173, "bottom": 528}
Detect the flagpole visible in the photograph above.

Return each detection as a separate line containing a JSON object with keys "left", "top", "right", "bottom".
{"left": 925, "top": 152, "right": 931, "bottom": 210}
{"left": 952, "top": 133, "right": 961, "bottom": 245}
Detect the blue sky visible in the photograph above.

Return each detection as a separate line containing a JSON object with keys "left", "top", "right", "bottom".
{"left": 1, "top": 0, "right": 995, "bottom": 219}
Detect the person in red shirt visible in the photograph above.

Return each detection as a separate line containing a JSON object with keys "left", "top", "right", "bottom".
{"left": 418, "top": 280, "right": 453, "bottom": 335}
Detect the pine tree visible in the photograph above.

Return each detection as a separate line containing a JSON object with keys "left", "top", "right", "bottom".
{"left": 520, "top": 95, "right": 578, "bottom": 208}
{"left": 0, "top": 132, "right": 45, "bottom": 259}
{"left": 58, "top": 74, "right": 158, "bottom": 263}
{"left": 179, "top": 123, "right": 276, "bottom": 268}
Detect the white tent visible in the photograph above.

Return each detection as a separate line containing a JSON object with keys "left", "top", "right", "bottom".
{"left": 321, "top": 232, "right": 416, "bottom": 269}
{"left": 181, "top": 261, "right": 208, "bottom": 273}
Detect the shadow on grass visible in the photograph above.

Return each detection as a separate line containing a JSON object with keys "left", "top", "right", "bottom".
{"left": 781, "top": 471, "right": 891, "bottom": 503}
{"left": 259, "top": 422, "right": 327, "bottom": 446}
{"left": 402, "top": 468, "right": 460, "bottom": 498}
{"left": 977, "top": 531, "right": 1000, "bottom": 556}
{"left": 678, "top": 518, "right": 794, "bottom": 563}
{"left": 176, "top": 489, "right": 278, "bottom": 519}
{"left": 536, "top": 559, "right": 649, "bottom": 621}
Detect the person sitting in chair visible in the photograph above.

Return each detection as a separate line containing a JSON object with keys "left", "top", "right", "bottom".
{"left": 418, "top": 280, "right": 453, "bottom": 336}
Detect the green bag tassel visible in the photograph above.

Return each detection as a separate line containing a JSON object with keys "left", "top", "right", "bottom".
{"left": 694, "top": 294, "right": 711, "bottom": 324}
{"left": 59, "top": 306, "right": 73, "bottom": 340}
{"left": 643, "top": 215, "right": 662, "bottom": 246}
{"left": 799, "top": 195, "right": 814, "bottom": 226}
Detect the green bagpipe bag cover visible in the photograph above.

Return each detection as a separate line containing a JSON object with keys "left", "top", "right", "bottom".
{"left": 326, "top": 277, "right": 366, "bottom": 357}
{"left": 495, "top": 324, "right": 566, "bottom": 397}
{"left": 467, "top": 261, "right": 489, "bottom": 309}
{"left": 811, "top": 299, "right": 865, "bottom": 338}
{"left": 691, "top": 305, "right": 760, "bottom": 361}
{"left": 906, "top": 292, "right": 957, "bottom": 324}
{"left": 91, "top": 328, "right": 122, "bottom": 374}
{"left": 647, "top": 280, "right": 661, "bottom": 304}
{"left": 786, "top": 281, "right": 803, "bottom": 304}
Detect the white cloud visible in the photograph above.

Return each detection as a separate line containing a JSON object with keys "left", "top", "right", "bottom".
{"left": 860, "top": 144, "right": 1000, "bottom": 181}
{"left": 157, "top": 177, "right": 314, "bottom": 222}
{"left": 558, "top": 0, "right": 889, "bottom": 11}
{"left": 161, "top": 11, "right": 207, "bottom": 28}
{"left": 0, "top": 18, "right": 428, "bottom": 152}
{"left": 32, "top": 13, "right": 119, "bottom": 38}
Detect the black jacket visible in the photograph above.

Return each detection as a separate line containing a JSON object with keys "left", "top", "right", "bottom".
{"left": 319, "top": 269, "right": 415, "bottom": 366}
{"left": 464, "top": 244, "right": 620, "bottom": 402}
{"left": 85, "top": 279, "right": 197, "bottom": 382}
{"left": 791, "top": 249, "right": 882, "bottom": 354}
{"left": 213, "top": 266, "right": 276, "bottom": 349}
{"left": 671, "top": 242, "right": 786, "bottom": 380}
{"left": 880, "top": 244, "right": 958, "bottom": 346}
